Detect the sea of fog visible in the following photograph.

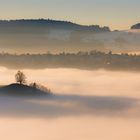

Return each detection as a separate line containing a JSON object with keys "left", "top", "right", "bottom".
{"left": 0, "top": 67, "right": 140, "bottom": 140}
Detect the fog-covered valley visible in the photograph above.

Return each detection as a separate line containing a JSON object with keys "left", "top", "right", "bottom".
{"left": 0, "top": 19, "right": 140, "bottom": 54}
{"left": 0, "top": 68, "right": 140, "bottom": 140}
{"left": 1, "top": 29, "right": 140, "bottom": 54}
{"left": 0, "top": 19, "right": 140, "bottom": 140}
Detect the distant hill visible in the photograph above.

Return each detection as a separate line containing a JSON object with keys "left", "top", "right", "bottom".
{"left": 1, "top": 19, "right": 140, "bottom": 54}
{"left": 0, "top": 83, "right": 51, "bottom": 97}
{"left": 131, "top": 23, "right": 140, "bottom": 29}
{"left": 0, "top": 19, "right": 110, "bottom": 33}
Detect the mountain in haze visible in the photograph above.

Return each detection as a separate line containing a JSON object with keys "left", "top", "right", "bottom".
{"left": 1, "top": 19, "right": 140, "bottom": 54}
{"left": 131, "top": 23, "right": 140, "bottom": 29}
{"left": 0, "top": 19, "right": 110, "bottom": 33}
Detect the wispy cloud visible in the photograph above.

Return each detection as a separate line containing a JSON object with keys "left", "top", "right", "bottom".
{"left": 0, "top": 95, "right": 139, "bottom": 118}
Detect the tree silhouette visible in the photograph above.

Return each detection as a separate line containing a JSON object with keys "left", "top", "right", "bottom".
{"left": 15, "top": 71, "right": 26, "bottom": 84}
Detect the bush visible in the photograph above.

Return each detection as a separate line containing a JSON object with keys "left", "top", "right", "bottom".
{"left": 29, "top": 82, "right": 52, "bottom": 94}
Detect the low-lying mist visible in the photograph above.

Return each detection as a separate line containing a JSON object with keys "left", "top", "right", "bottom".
{"left": 0, "top": 67, "right": 140, "bottom": 118}
{"left": 1, "top": 29, "right": 140, "bottom": 54}
{"left": 0, "top": 67, "right": 140, "bottom": 97}
{"left": 0, "top": 67, "right": 140, "bottom": 140}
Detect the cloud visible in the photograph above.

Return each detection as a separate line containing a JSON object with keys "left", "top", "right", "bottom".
{"left": 0, "top": 95, "right": 139, "bottom": 119}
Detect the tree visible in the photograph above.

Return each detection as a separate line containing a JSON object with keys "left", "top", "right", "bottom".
{"left": 30, "top": 82, "right": 37, "bottom": 88}
{"left": 15, "top": 71, "right": 26, "bottom": 84}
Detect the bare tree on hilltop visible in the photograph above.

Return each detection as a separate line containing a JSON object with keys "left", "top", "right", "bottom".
{"left": 15, "top": 71, "right": 26, "bottom": 85}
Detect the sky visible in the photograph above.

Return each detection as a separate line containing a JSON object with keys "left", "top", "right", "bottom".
{"left": 0, "top": 0, "right": 139, "bottom": 30}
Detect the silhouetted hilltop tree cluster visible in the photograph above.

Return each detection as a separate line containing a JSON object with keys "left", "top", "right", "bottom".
{"left": 0, "top": 19, "right": 110, "bottom": 33}
{"left": 14, "top": 70, "right": 52, "bottom": 95}
{"left": 0, "top": 51, "right": 140, "bottom": 71}
{"left": 30, "top": 82, "right": 51, "bottom": 94}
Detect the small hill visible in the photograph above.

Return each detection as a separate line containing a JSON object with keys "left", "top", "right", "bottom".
{"left": 0, "top": 83, "right": 51, "bottom": 97}
{"left": 131, "top": 23, "right": 140, "bottom": 29}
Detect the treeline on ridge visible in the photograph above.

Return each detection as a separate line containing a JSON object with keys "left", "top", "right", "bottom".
{"left": 0, "top": 51, "right": 140, "bottom": 70}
